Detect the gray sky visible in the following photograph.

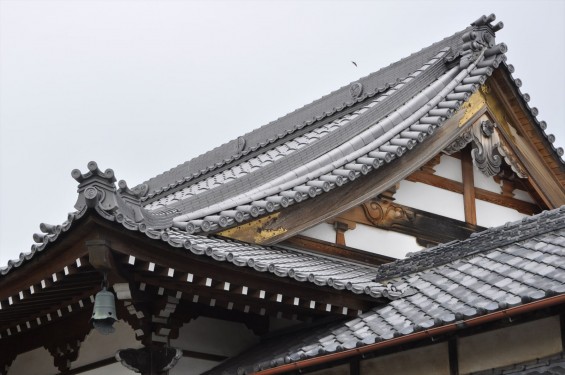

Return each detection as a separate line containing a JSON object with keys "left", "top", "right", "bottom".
{"left": 1, "top": 0, "right": 564, "bottom": 266}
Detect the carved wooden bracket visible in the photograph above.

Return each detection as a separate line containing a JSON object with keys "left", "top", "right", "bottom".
{"left": 471, "top": 119, "right": 503, "bottom": 177}
{"left": 378, "top": 183, "right": 399, "bottom": 202}
{"left": 420, "top": 154, "right": 442, "bottom": 174}
{"left": 444, "top": 116, "right": 528, "bottom": 180}
{"left": 362, "top": 200, "right": 415, "bottom": 226}
{"left": 326, "top": 219, "right": 356, "bottom": 246}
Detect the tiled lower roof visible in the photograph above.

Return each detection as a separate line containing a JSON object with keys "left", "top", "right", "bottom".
{"left": 0, "top": 179, "right": 404, "bottom": 300}
{"left": 206, "top": 206, "right": 565, "bottom": 375}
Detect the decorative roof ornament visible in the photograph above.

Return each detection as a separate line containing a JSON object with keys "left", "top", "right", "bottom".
{"left": 460, "top": 14, "right": 506, "bottom": 69}
{"left": 237, "top": 136, "right": 246, "bottom": 153}
{"left": 349, "top": 82, "right": 363, "bottom": 99}
{"left": 72, "top": 161, "right": 118, "bottom": 215}
{"left": 71, "top": 161, "right": 145, "bottom": 223}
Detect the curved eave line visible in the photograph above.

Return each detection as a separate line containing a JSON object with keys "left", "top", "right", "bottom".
{"left": 174, "top": 49, "right": 500, "bottom": 236}
{"left": 0, "top": 204, "right": 399, "bottom": 300}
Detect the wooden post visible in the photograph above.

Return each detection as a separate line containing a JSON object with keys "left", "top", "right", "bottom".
{"left": 461, "top": 147, "right": 477, "bottom": 225}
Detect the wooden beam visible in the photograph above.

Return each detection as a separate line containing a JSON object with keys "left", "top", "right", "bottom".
{"left": 406, "top": 170, "right": 541, "bottom": 215}
{"left": 461, "top": 147, "right": 477, "bottom": 225}
{"left": 334, "top": 201, "right": 484, "bottom": 247}
{"left": 282, "top": 235, "right": 394, "bottom": 265}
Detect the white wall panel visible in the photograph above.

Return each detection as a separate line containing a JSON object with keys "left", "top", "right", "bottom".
{"left": 300, "top": 222, "right": 336, "bottom": 243}
{"left": 475, "top": 199, "right": 528, "bottom": 228}
{"left": 344, "top": 223, "right": 421, "bottom": 259}
{"left": 472, "top": 165, "right": 501, "bottom": 193}
{"left": 434, "top": 154, "right": 462, "bottom": 182}
{"left": 394, "top": 180, "right": 465, "bottom": 222}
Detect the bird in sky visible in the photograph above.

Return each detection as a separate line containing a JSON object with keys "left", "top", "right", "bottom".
{"left": 352, "top": 61, "right": 358, "bottom": 67}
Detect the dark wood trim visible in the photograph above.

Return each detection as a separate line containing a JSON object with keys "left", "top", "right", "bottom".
{"left": 560, "top": 313, "right": 565, "bottom": 352}
{"left": 406, "top": 170, "right": 541, "bottom": 215}
{"left": 350, "top": 357, "right": 360, "bottom": 375}
{"left": 334, "top": 201, "right": 484, "bottom": 248}
{"left": 448, "top": 338, "right": 459, "bottom": 375}
{"left": 182, "top": 349, "right": 228, "bottom": 362}
{"left": 282, "top": 235, "right": 395, "bottom": 266}
{"left": 461, "top": 147, "right": 477, "bottom": 225}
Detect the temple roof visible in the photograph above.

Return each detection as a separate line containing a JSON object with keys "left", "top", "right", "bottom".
{"left": 112, "top": 13, "right": 563, "bottom": 237}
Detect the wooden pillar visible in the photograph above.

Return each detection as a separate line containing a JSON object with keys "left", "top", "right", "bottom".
{"left": 448, "top": 338, "right": 459, "bottom": 375}
{"left": 461, "top": 148, "right": 477, "bottom": 225}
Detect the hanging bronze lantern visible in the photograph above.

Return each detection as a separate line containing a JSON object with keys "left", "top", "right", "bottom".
{"left": 91, "top": 286, "right": 117, "bottom": 335}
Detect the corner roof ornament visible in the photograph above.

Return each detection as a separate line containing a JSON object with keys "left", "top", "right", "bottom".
{"left": 72, "top": 161, "right": 118, "bottom": 214}
{"left": 459, "top": 13, "right": 506, "bottom": 69}
{"left": 71, "top": 161, "right": 145, "bottom": 223}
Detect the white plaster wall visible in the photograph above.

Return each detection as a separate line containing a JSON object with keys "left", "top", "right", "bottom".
{"left": 360, "top": 342, "right": 449, "bottom": 375}
{"left": 8, "top": 346, "right": 59, "bottom": 375}
{"left": 394, "top": 180, "right": 465, "bottom": 222}
{"left": 300, "top": 222, "right": 335, "bottom": 243}
{"left": 434, "top": 154, "right": 462, "bottom": 182}
{"left": 475, "top": 199, "right": 528, "bottom": 228}
{"left": 472, "top": 165, "right": 501, "bottom": 193}
{"left": 458, "top": 316, "right": 562, "bottom": 374}
{"left": 513, "top": 188, "right": 535, "bottom": 203}
{"left": 344, "top": 223, "right": 421, "bottom": 259}
{"left": 170, "top": 317, "right": 259, "bottom": 357}
{"left": 72, "top": 320, "right": 141, "bottom": 369}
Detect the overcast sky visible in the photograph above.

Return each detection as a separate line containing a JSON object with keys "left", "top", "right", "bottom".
{"left": 1, "top": 0, "right": 564, "bottom": 266}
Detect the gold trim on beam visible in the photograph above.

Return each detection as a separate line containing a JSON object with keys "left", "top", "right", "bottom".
{"left": 217, "top": 213, "right": 287, "bottom": 243}
{"left": 459, "top": 90, "right": 487, "bottom": 127}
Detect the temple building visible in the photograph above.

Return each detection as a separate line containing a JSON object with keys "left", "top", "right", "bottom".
{"left": 1, "top": 13, "right": 565, "bottom": 375}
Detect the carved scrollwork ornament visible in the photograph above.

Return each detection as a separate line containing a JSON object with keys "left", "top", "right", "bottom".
{"left": 362, "top": 200, "right": 414, "bottom": 226}
{"left": 497, "top": 139, "right": 528, "bottom": 178}
{"left": 443, "top": 129, "right": 473, "bottom": 155}
{"left": 471, "top": 120, "right": 502, "bottom": 177}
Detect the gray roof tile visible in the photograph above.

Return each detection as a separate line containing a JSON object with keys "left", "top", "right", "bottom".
{"left": 206, "top": 206, "right": 565, "bottom": 374}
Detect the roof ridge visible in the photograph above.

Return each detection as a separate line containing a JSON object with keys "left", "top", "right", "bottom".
{"left": 137, "top": 26, "right": 472, "bottom": 201}
{"left": 374, "top": 205, "right": 565, "bottom": 282}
